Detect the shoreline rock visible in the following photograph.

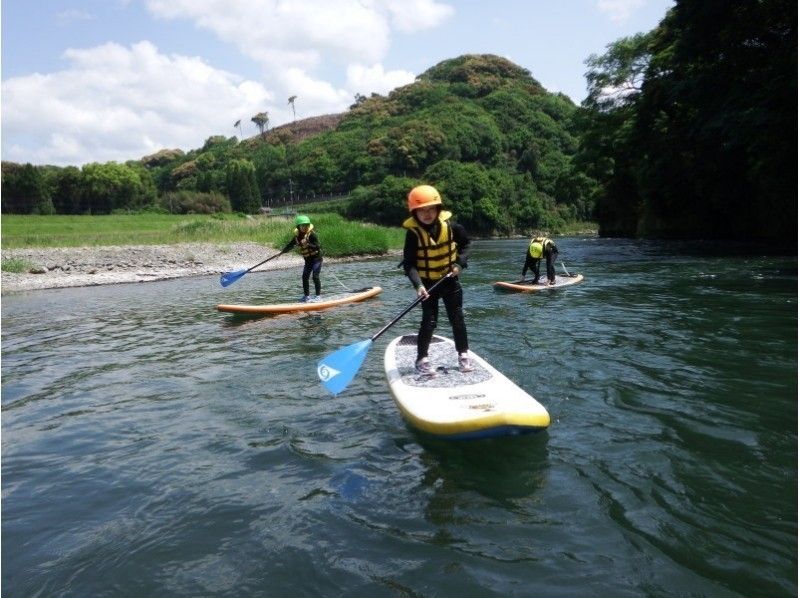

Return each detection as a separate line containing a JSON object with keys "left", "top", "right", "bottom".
{"left": 1, "top": 243, "right": 383, "bottom": 294}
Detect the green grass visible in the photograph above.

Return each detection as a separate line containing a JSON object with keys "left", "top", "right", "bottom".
{"left": 1, "top": 213, "right": 405, "bottom": 257}
{"left": 1, "top": 257, "right": 34, "bottom": 273}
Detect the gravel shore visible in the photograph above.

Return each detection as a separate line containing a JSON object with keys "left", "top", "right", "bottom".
{"left": 1, "top": 243, "right": 371, "bottom": 294}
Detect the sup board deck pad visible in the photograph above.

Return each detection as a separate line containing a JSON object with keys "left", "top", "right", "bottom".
{"left": 493, "top": 273, "right": 584, "bottom": 293}
{"left": 217, "top": 286, "right": 381, "bottom": 315}
{"left": 393, "top": 335, "right": 493, "bottom": 387}
{"left": 384, "top": 334, "right": 550, "bottom": 440}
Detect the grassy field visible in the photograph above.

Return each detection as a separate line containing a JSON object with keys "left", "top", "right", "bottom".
{"left": 1, "top": 213, "right": 406, "bottom": 257}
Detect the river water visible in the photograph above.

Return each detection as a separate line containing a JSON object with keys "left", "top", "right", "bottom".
{"left": 2, "top": 238, "right": 797, "bottom": 597}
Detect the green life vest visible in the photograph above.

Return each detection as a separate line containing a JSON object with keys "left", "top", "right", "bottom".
{"left": 528, "top": 237, "right": 553, "bottom": 259}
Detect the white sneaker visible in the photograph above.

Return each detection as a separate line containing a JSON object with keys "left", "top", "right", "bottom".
{"left": 299, "top": 295, "right": 310, "bottom": 303}
{"left": 415, "top": 357, "right": 436, "bottom": 377}
{"left": 458, "top": 352, "right": 475, "bottom": 373}
{"left": 313, "top": 295, "right": 321, "bottom": 302}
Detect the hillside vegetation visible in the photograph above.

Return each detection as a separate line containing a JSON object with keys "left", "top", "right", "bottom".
{"left": 1, "top": 54, "right": 596, "bottom": 237}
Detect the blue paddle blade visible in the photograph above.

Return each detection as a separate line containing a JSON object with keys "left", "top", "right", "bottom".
{"left": 317, "top": 339, "right": 373, "bottom": 395}
{"left": 220, "top": 269, "right": 247, "bottom": 287}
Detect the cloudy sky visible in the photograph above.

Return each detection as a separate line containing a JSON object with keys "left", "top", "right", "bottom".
{"left": 1, "top": 0, "right": 674, "bottom": 167}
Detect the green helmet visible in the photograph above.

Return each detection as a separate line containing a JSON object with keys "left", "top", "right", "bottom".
{"left": 295, "top": 215, "right": 311, "bottom": 226}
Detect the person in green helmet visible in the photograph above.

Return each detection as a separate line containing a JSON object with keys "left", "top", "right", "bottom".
{"left": 522, "top": 234, "right": 558, "bottom": 285}
{"left": 282, "top": 215, "right": 323, "bottom": 302}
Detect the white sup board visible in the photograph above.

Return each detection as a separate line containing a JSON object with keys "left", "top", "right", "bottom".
{"left": 493, "top": 273, "right": 584, "bottom": 293}
{"left": 384, "top": 334, "right": 550, "bottom": 439}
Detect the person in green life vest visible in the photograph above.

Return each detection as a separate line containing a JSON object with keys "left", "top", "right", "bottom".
{"left": 522, "top": 235, "right": 559, "bottom": 285}
{"left": 402, "top": 184, "right": 474, "bottom": 376}
{"left": 282, "top": 215, "right": 323, "bottom": 302}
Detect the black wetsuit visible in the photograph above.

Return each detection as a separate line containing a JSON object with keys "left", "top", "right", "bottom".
{"left": 402, "top": 218, "right": 470, "bottom": 361}
{"left": 283, "top": 231, "right": 322, "bottom": 296}
{"left": 522, "top": 239, "right": 558, "bottom": 284}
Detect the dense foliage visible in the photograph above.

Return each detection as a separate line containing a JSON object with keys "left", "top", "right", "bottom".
{"left": 577, "top": 0, "right": 796, "bottom": 245}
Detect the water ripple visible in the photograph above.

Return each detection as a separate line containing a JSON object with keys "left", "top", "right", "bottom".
{"left": 2, "top": 240, "right": 796, "bottom": 596}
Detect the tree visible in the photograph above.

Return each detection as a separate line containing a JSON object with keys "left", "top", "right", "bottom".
{"left": 1, "top": 162, "right": 53, "bottom": 214}
{"left": 80, "top": 162, "right": 156, "bottom": 214}
{"left": 584, "top": 33, "right": 654, "bottom": 111}
{"left": 251, "top": 112, "right": 269, "bottom": 135}
{"left": 287, "top": 96, "right": 297, "bottom": 120}
{"left": 234, "top": 119, "right": 243, "bottom": 139}
{"left": 51, "top": 166, "right": 85, "bottom": 214}
{"left": 225, "top": 159, "right": 261, "bottom": 213}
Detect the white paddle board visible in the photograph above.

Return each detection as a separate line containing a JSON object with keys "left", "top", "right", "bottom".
{"left": 384, "top": 334, "right": 550, "bottom": 439}
{"left": 493, "top": 273, "right": 584, "bottom": 293}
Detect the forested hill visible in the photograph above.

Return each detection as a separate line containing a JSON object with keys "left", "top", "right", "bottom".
{"left": 1, "top": 54, "right": 596, "bottom": 237}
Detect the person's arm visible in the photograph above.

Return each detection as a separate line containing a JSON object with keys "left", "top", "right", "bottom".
{"left": 305, "top": 231, "right": 321, "bottom": 253}
{"left": 451, "top": 223, "right": 470, "bottom": 271}
{"left": 402, "top": 230, "right": 425, "bottom": 294}
{"left": 281, "top": 237, "right": 297, "bottom": 253}
{"left": 522, "top": 252, "right": 532, "bottom": 277}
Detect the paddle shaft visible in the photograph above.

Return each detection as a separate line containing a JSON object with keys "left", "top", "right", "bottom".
{"left": 244, "top": 250, "right": 285, "bottom": 274}
{"left": 370, "top": 272, "right": 453, "bottom": 342}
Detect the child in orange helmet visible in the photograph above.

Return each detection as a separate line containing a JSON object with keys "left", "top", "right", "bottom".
{"left": 401, "top": 184, "right": 473, "bottom": 375}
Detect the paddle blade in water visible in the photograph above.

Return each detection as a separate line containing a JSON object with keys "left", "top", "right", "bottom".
{"left": 317, "top": 339, "right": 373, "bottom": 395}
{"left": 220, "top": 269, "right": 247, "bottom": 287}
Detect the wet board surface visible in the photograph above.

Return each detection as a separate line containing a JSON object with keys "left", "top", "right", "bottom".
{"left": 493, "top": 273, "right": 584, "bottom": 293}
{"left": 217, "top": 286, "right": 382, "bottom": 314}
{"left": 384, "top": 334, "right": 550, "bottom": 440}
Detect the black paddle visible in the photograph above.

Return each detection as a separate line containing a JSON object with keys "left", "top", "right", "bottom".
{"left": 219, "top": 250, "right": 286, "bottom": 287}
{"left": 317, "top": 272, "right": 454, "bottom": 394}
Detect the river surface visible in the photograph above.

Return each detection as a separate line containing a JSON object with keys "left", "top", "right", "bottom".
{"left": 2, "top": 238, "right": 797, "bottom": 597}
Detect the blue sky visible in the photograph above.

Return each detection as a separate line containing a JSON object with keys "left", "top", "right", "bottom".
{"left": 1, "top": 0, "right": 674, "bottom": 167}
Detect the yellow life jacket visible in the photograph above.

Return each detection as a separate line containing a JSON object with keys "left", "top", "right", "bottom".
{"left": 402, "top": 210, "right": 457, "bottom": 280}
{"left": 293, "top": 224, "right": 319, "bottom": 258}
{"left": 528, "top": 237, "right": 553, "bottom": 259}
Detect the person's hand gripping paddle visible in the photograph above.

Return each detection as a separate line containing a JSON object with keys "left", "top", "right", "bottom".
{"left": 317, "top": 272, "right": 454, "bottom": 395}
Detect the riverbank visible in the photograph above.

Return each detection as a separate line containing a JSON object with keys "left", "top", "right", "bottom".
{"left": 1, "top": 243, "right": 377, "bottom": 294}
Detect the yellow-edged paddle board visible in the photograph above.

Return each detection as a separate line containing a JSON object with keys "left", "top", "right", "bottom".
{"left": 384, "top": 334, "right": 550, "bottom": 439}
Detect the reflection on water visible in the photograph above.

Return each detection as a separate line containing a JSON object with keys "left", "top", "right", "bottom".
{"left": 2, "top": 238, "right": 796, "bottom": 596}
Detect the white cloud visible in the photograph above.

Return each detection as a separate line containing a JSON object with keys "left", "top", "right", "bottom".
{"left": 346, "top": 64, "right": 415, "bottom": 97}
{"left": 1, "top": 41, "right": 272, "bottom": 166}
{"left": 144, "top": 0, "right": 451, "bottom": 114}
{"left": 596, "top": 0, "right": 645, "bottom": 23}
{"left": 1, "top": 0, "right": 454, "bottom": 166}
{"left": 145, "top": 0, "right": 392, "bottom": 68}
{"left": 384, "top": 0, "right": 455, "bottom": 32}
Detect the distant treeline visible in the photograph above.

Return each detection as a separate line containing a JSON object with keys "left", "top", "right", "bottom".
{"left": 2, "top": 0, "right": 795, "bottom": 245}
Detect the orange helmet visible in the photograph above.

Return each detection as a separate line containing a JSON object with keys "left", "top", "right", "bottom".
{"left": 407, "top": 185, "right": 442, "bottom": 212}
